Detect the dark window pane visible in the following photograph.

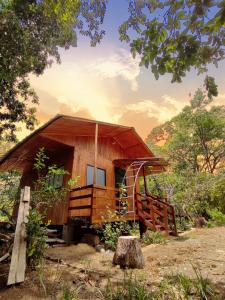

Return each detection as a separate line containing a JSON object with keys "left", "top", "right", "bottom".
{"left": 96, "top": 168, "right": 106, "bottom": 186}
{"left": 87, "top": 165, "right": 94, "bottom": 185}
{"left": 115, "top": 167, "right": 126, "bottom": 188}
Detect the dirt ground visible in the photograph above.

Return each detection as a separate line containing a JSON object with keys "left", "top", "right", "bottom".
{"left": 0, "top": 226, "right": 225, "bottom": 299}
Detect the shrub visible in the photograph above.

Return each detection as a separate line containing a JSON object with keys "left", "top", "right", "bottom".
{"left": 26, "top": 208, "right": 48, "bottom": 266}
{"left": 100, "top": 210, "right": 133, "bottom": 250}
{"left": 26, "top": 148, "right": 78, "bottom": 265}
{"left": 102, "top": 220, "right": 132, "bottom": 250}
{"left": 142, "top": 230, "right": 165, "bottom": 245}
{"left": 0, "top": 170, "right": 21, "bottom": 222}
{"left": 207, "top": 208, "right": 225, "bottom": 227}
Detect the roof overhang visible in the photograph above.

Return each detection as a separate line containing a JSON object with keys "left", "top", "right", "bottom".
{"left": 0, "top": 114, "right": 155, "bottom": 172}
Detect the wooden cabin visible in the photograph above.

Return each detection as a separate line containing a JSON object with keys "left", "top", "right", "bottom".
{"left": 0, "top": 115, "right": 177, "bottom": 238}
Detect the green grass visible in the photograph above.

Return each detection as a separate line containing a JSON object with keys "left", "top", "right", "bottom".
{"left": 142, "top": 230, "right": 166, "bottom": 245}
{"left": 101, "top": 265, "right": 217, "bottom": 300}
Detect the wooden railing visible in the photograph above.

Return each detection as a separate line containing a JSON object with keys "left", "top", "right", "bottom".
{"left": 136, "top": 193, "right": 177, "bottom": 236}
{"left": 69, "top": 185, "right": 94, "bottom": 218}
{"left": 68, "top": 185, "right": 135, "bottom": 223}
{"left": 68, "top": 186, "right": 177, "bottom": 235}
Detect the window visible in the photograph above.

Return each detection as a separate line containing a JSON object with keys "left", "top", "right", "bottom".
{"left": 115, "top": 167, "right": 126, "bottom": 188}
{"left": 96, "top": 168, "right": 106, "bottom": 186}
{"left": 47, "top": 166, "right": 64, "bottom": 188}
{"left": 86, "top": 165, "right": 106, "bottom": 186}
{"left": 87, "top": 165, "right": 94, "bottom": 185}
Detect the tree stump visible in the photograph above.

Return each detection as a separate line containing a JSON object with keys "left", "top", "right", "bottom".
{"left": 113, "top": 236, "right": 144, "bottom": 269}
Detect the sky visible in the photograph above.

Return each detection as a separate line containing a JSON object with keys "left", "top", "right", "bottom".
{"left": 27, "top": 1, "right": 225, "bottom": 140}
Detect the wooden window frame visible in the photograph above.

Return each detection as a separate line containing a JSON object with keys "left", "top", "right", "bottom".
{"left": 86, "top": 164, "right": 106, "bottom": 186}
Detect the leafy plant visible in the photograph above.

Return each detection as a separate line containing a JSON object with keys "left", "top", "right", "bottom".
{"left": 120, "top": 1, "right": 225, "bottom": 83}
{"left": 31, "top": 147, "right": 78, "bottom": 210}
{"left": 26, "top": 147, "right": 78, "bottom": 265}
{"left": 26, "top": 208, "right": 48, "bottom": 266}
{"left": 207, "top": 208, "right": 225, "bottom": 227}
{"left": 0, "top": 170, "right": 21, "bottom": 222}
{"left": 142, "top": 230, "right": 165, "bottom": 245}
{"left": 100, "top": 210, "right": 133, "bottom": 250}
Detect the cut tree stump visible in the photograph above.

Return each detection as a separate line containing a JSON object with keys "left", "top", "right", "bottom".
{"left": 113, "top": 236, "right": 144, "bottom": 269}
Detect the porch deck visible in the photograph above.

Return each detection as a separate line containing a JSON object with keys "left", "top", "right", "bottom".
{"left": 68, "top": 184, "right": 137, "bottom": 224}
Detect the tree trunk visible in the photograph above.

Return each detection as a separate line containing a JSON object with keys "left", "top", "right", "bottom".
{"left": 113, "top": 236, "right": 144, "bottom": 269}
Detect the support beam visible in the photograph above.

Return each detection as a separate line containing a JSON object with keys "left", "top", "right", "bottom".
{"left": 93, "top": 123, "right": 98, "bottom": 185}
{"left": 143, "top": 167, "right": 148, "bottom": 195}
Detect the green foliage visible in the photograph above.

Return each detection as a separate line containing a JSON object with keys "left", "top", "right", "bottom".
{"left": 63, "top": 286, "right": 79, "bottom": 300}
{"left": 192, "top": 265, "right": 214, "bottom": 300}
{"left": 26, "top": 208, "right": 48, "bottom": 266}
{"left": 0, "top": 0, "right": 107, "bottom": 141}
{"left": 26, "top": 148, "right": 78, "bottom": 265}
{"left": 105, "top": 273, "right": 152, "bottom": 300}
{"left": 207, "top": 208, "right": 225, "bottom": 227}
{"left": 2, "top": 1, "right": 225, "bottom": 141}
{"left": 0, "top": 170, "right": 20, "bottom": 221}
{"left": 148, "top": 87, "right": 225, "bottom": 174}
{"left": 102, "top": 222, "right": 132, "bottom": 251}
{"left": 31, "top": 147, "right": 77, "bottom": 211}
{"left": 146, "top": 171, "right": 225, "bottom": 227}
{"left": 100, "top": 210, "right": 133, "bottom": 250}
{"left": 142, "top": 230, "right": 165, "bottom": 245}
{"left": 119, "top": 1, "right": 225, "bottom": 82}
{"left": 103, "top": 266, "right": 215, "bottom": 300}
{"left": 146, "top": 85, "right": 225, "bottom": 228}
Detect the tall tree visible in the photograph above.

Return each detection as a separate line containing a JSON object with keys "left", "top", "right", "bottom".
{"left": 147, "top": 78, "right": 225, "bottom": 173}
{"left": 0, "top": 0, "right": 107, "bottom": 141}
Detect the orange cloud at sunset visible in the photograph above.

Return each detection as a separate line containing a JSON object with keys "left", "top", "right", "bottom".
{"left": 23, "top": 44, "right": 225, "bottom": 142}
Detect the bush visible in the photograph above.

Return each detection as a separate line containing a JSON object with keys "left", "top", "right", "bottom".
{"left": 26, "top": 148, "right": 78, "bottom": 265}
{"left": 142, "top": 230, "right": 165, "bottom": 245}
{"left": 98, "top": 210, "right": 133, "bottom": 250}
{"left": 207, "top": 208, "right": 225, "bottom": 227}
{"left": 26, "top": 208, "right": 48, "bottom": 266}
{"left": 0, "top": 170, "right": 21, "bottom": 222}
{"left": 102, "top": 221, "right": 132, "bottom": 250}
{"left": 146, "top": 171, "right": 225, "bottom": 226}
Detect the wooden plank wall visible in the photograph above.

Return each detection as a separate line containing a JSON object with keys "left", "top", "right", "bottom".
{"left": 20, "top": 133, "right": 142, "bottom": 225}
{"left": 67, "top": 136, "right": 141, "bottom": 224}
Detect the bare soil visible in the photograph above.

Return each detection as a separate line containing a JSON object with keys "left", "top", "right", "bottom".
{"left": 0, "top": 226, "right": 225, "bottom": 299}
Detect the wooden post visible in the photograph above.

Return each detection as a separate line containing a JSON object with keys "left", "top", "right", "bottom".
{"left": 8, "top": 186, "right": 30, "bottom": 285}
{"left": 143, "top": 167, "right": 148, "bottom": 195}
{"left": 93, "top": 123, "right": 98, "bottom": 185}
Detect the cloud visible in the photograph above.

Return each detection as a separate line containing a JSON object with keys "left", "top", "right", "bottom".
{"left": 118, "top": 110, "right": 160, "bottom": 139}
{"left": 125, "top": 95, "right": 185, "bottom": 124}
{"left": 88, "top": 48, "right": 141, "bottom": 91}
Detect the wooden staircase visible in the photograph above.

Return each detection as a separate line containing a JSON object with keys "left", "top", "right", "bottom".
{"left": 136, "top": 193, "right": 177, "bottom": 236}
{"left": 120, "top": 161, "right": 177, "bottom": 236}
